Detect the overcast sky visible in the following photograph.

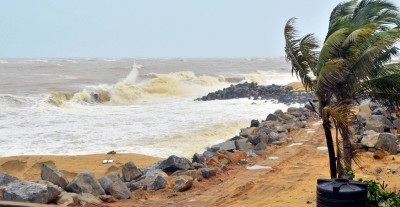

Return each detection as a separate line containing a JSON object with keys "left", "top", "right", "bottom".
{"left": 0, "top": 0, "right": 399, "bottom": 58}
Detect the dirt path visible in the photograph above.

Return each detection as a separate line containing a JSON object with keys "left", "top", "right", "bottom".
{"left": 113, "top": 120, "right": 400, "bottom": 207}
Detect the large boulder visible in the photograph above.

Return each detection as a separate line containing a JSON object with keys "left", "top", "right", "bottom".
{"left": 192, "top": 153, "right": 205, "bottom": 164}
{"left": 360, "top": 131, "right": 380, "bottom": 148}
{"left": 141, "top": 161, "right": 162, "bottom": 175}
{"left": 174, "top": 175, "right": 193, "bottom": 192}
{"left": 211, "top": 140, "right": 236, "bottom": 152}
{"left": 109, "top": 181, "right": 131, "bottom": 199}
{"left": 65, "top": 172, "right": 105, "bottom": 196}
{"left": 3, "top": 181, "right": 61, "bottom": 204}
{"left": 266, "top": 114, "right": 278, "bottom": 121}
{"left": 364, "top": 121, "right": 385, "bottom": 133}
{"left": 235, "top": 139, "right": 251, "bottom": 152}
{"left": 158, "top": 155, "right": 192, "bottom": 173}
{"left": 122, "top": 161, "right": 142, "bottom": 182}
{"left": 200, "top": 168, "right": 217, "bottom": 179}
{"left": 248, "top": 135, "right": 268, "bottom": 145}
{"left": 41, "top": 163, "right": 69, "bottom": 189}
{"left": 99, "top": 173, "right": 130, "bottom": 199}
{"left": 250, "top": 120, "right": 260, "bottom": 127}
{"left": 0, "top": 173, "right": 19, "bottom": 186}
{"left": 254, "top": 142, "right": 267, "bottom": 151}
{"left": 147, "top": 171, "right": 168, "bottom": 191}
{"left": 376, "top": 133, "right": 398, "bottom": 154}
{"left": 267, "top": 132, "right": 282, "bottom": 143}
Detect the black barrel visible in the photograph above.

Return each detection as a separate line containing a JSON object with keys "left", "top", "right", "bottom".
{"left": 317, "top": 178, "right": 367, "bottom": 207}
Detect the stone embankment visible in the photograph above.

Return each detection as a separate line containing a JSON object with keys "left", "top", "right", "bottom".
{"left": 195, "top": 82, "right": 315, "bottom": 105}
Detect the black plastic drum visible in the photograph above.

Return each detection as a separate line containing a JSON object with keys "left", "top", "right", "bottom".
{"left": 317, "top": 178, "right": 367, "bottom": 207}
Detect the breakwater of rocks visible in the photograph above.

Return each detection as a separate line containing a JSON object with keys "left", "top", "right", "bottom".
{"left": 195, "top": 82, "right": 315, "bottom": 105}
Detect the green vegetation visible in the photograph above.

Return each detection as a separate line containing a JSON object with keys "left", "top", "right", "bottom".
{"left": 345, "top": 167, "right": 400, "bottom": 206}
{"left": 284, "top": 0, "right": 400, "bottom": 178}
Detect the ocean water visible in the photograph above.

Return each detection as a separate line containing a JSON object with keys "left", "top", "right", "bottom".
{"left": 0, "top": 58, "right": 299, "bottom": 158}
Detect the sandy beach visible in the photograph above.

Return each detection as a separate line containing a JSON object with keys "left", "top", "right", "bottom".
{"left": 0, "top": 153, "right": 162, "bottom": 182}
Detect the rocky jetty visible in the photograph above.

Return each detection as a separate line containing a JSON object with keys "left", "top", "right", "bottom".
{"left": 195, "top": 82, "right": 315, "bottom": 105}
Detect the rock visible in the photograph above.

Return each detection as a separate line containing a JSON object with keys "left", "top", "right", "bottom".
{"left": 147, "top": 172, "right": 168, "bottom": 191}
{"left": 375, "top": 167, "right": 382, "bottom": 174}
{"left": 174, "top": 176, "right": 193, "bottom": 192}
{"left": 393, "top": 119, "right": 400, "bottom": 129}
{"left": 372, "top": 108, "right": 388, "bottom": 117}
{"left": 281, "top": 113, "right": 295, "bottom": 121}
{"left": 98, "top": 173, "right": 120, "bottom": 194}
{"left": 192, "top": 153, "right": 205, "bottom": 164}
{"left": 274, "top": 109, "right": 284, "bottom": 115}
{"left": 203, "top": 150, "right": 215, "bottom": 160}
{"left": 122, "top": 161, "right": 142, "bottom": 182}
{"left": 248, "top": 135, "right": 268, "bottom": 145}
{"left": 200, "top": 168, "right": 217, "bottom": 178}
{"left": 254, "top": 142, "right": 267, "bottom": 151}
{"left": 158, "top": 155, "right": 192, "bottom": 173}
{"left": 56, "top": 192, "right": 78, "bottom": 206}
{"left": 192, "top": 162, "right": 205, "bottom": 169}
{"left": 235, "top": 139, "right": 251, "bottom": 152}
{"left": 99, "top": 173, "right": 130, "bottom": 199}
{"left": 239, "top": 127, "right": 260, "bottom": 137}
{"left": 295, "top": 121, "right": 306, "bottom": 128}
{"left": 246, "top": 150, "right": 257, "bottom": 157}
{"left": 250, "top": 120, "right": 260, "bottom": 127}
{"left": 3, "top": 181, "right": 61, "bottom": 204}
{"left": 274, "top": 125, "right": 287, "bottom": 133}
{"left": 364, "top": 121, "right": 385, "bottom": 133}
{"left": 141, "top": 161, "right": 162, "bottom": 175}
{"left": 368, "top": 148, "right": 377, "bottom": 152}
{"left": 211, "top": 140, "right": 236, "bottom": 152}
{"left": 109, "top": 180, "right": 131, "bottom": 199}
{"left": 76, "top": 193, "right": 102, "bottom": 207}
{"left": 376, "top": 133, "right": 398, "bottom": 154}
{"left": 41, "top": 163, "right": 69, "bottom": 189}
{"left": 65, "top": 172, "right": 105, "bottom": 196}
{"left": 373, "top": 149, "right": 387, "bottom": 159}
{"left": 268, "top": 132, "right": 282, "bottom": 143}
{"left": 266, "top": 113, "right": 278, "bottom": 121}
{"left": 128, "top": 179, "right": 146, "bottom": 191}
{"left": 360, "top": 132, "right": 380, "bottom": 148}
{"left": 0, "top": 173, "right": 19, "bottom": 186}
{"left": 171, "top": 170, "right": 203, "bottom": 181}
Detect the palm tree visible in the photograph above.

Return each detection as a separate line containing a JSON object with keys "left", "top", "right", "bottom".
{"left": 284, "top": 0, "right": 400, "bottom": 178}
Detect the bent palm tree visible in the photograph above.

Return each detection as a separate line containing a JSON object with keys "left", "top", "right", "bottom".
{"left": 284, "top": 0, "right": 400, "bottom": 178}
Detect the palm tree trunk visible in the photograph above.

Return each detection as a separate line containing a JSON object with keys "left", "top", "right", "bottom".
{"left": 341, "top": 127, "right": 352, "bottom": 170}
{"left": 322, "top": 115, "right": 337, "bottom": 179}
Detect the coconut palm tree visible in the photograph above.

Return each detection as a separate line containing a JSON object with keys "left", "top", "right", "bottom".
{"left": 284, "top": 0, "right": 400, "bottom": 178}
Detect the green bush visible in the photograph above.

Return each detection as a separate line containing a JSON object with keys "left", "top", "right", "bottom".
{"left": 345, "top": 166, "right": 400, "bottom": 206}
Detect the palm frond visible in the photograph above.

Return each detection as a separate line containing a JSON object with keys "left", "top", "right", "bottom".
{"left": 284, "top": 18, "right": 316, "bottom": 91}
{"left": 360, "top": 73, "right": 400, "bottom": 108}
{"left": 317, "top": 28, "right": 350, "bottom": 74}
{"left": 316, "top": 58, "right": 348, "bottom": 100}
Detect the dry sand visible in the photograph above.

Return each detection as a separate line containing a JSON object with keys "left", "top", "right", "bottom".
{"left": 0, "top": 153, "right": 162, "bottom": 181}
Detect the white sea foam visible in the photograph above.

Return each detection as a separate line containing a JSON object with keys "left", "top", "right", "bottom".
{"left": 0, "top": 58, "right": 300, "bottom": 158}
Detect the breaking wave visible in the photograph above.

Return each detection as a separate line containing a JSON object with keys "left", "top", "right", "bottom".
{"left": 47, "top": 65, "right": 230, "bottom": 106}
